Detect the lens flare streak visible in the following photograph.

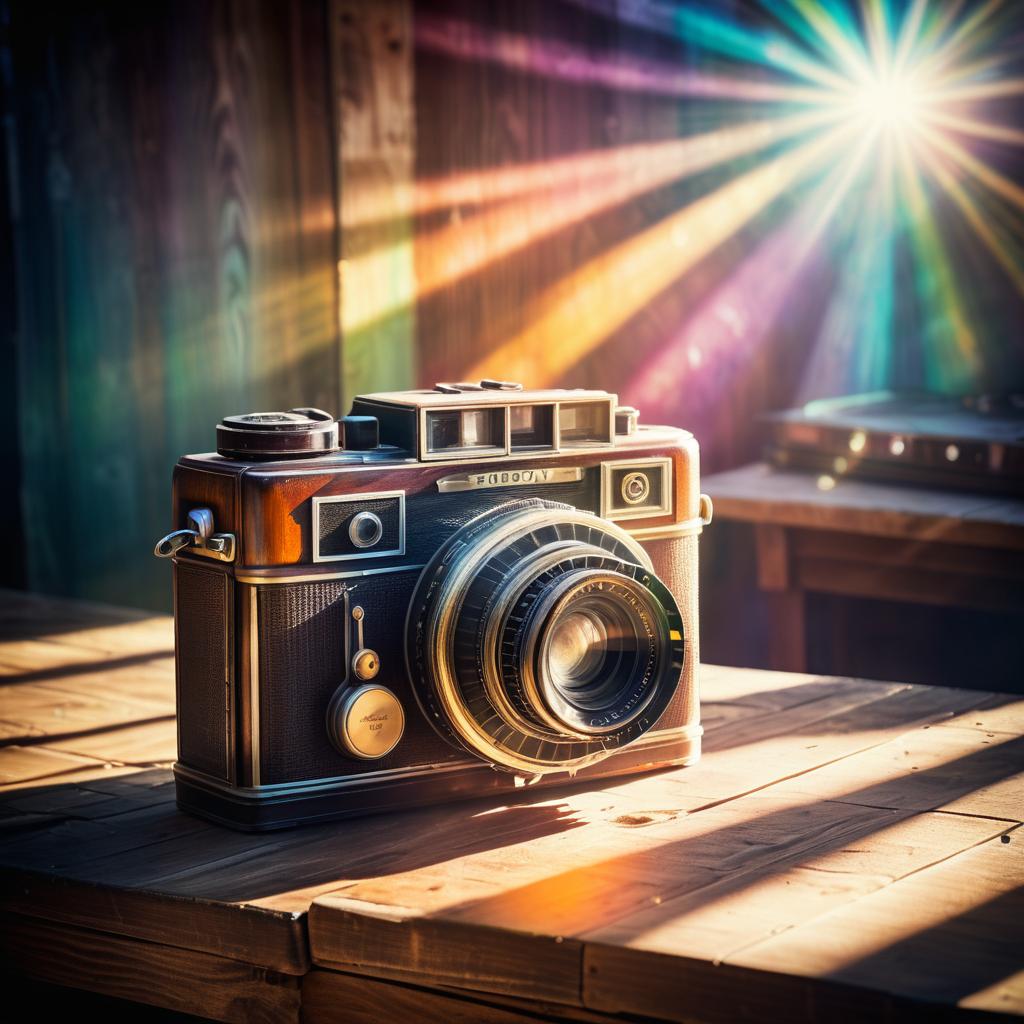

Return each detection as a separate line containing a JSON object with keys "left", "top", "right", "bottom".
{"left": 459, "top": 0, "right": 1024, "bottom": 398}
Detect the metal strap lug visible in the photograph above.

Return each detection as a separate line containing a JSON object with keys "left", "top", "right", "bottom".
{"left": 154, "top": 508, "right": 236, "bottom": 563}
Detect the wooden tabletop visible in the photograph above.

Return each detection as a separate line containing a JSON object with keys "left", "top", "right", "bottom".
{"left": 1, "top": 589, "right": 1021, "bottom": 1023}
{"left": 704, "top": 462, "right": 1024, "bottom": 549}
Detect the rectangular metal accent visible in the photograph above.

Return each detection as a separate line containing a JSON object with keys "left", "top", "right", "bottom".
{"left": 600, "top": 456, "right": 673, "bottom": 521}
{"left": 436, "top": 466, "right": 583, "bottom": 493}
{"left": 313, "top": 491, "right": 406, "bottom": 562}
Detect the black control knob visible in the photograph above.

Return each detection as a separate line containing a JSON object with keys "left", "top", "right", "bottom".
{"left": 339, "top": 415, "right": 379, "bottom": 451}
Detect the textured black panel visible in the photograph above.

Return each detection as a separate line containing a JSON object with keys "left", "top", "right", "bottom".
{"left": 257, "top": 572, "right": 460, "bottom": 784}
{"left": 175, "top": 563, "right": 230, "bottom": 780}
{"left": 317, "top": 496, "right": 402, "bottom": 558}
{"left": 404, "top": 468, "right": 600, "bottom": 562}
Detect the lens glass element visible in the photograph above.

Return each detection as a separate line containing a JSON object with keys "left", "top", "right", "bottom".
{"left": 537, "top": 579, "right": 659, "bottom": 733}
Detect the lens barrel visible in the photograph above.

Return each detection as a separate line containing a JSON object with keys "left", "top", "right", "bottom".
{"left": 406, "top": 499, "right": 685, "bottom": 774}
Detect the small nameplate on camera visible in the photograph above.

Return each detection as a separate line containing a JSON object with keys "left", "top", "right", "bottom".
{"left": 436, "top": 466, "right": 583, "bottom": 493}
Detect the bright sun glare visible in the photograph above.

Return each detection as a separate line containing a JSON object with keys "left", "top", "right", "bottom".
{"left": 854, "top": 72, "right": 925, "bottom": 130}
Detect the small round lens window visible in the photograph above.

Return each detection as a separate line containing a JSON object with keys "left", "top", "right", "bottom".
{"left": 349, "top": 511, "right": 384, "bottom": 549}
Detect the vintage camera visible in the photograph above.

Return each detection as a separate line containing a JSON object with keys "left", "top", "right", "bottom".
{"left": 155, "top": 381, "right": 712, "bottom": 829}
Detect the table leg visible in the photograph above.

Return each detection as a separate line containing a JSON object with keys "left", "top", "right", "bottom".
{"left": 755, "top": 524, "right": 807, "bottom": 672}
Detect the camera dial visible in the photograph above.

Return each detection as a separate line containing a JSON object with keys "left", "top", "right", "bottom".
{"left": 406, "top": 499, "right": 685, "bottom": 775}
{"left": 216, "top": 408, "right": 339, "bottom": 459}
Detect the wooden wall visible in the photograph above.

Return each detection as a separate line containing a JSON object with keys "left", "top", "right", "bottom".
{"left": 6, "top": 0, "right": 1020, "bottom": 614}
{"left": 5, "top": 1, "right": 339, "bottom": 609}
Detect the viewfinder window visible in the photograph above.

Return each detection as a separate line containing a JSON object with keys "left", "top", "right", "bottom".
{"left": 427, "top": 411, "right": 461, "bottom": 452}
{"left": 511, "top": 404, "right": 554, "bottom": 450}
{"left": 426, "top": 408, "right": 505, "bottom": 455}
{"left": 558, "top": 401, "right": 612, "bottom": 444}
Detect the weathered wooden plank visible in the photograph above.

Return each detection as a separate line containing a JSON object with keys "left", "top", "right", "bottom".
{"left": 26, "top": 716, "right": 177, "bottom": 765}
{"left": 690, "top": 681, "right": 994, "bottom": 807}
{"left": 0, "top": 592, "right": 173, "bottom": 659}
{"left": 302, "top": 968, "right": 621, "bottom": 1024}
{"left": 0, "top": 678, "right": 172, "bottom": 733}
{"left": 0, "top": 870, "right": 309, "bottom": 975}
{"left": 580, "top": 810, "right": 1009, "bottom": 963}
{"left": 732, "top": 832, "right": 1024, "bottom": 1017}
{"left": 765, "top": 724, "right": 1024, "bottom": 823}
{"left": 582, "top": 944, "right": 956, "bottom": 1024}
{"left": 796, "top": 556, "right": 1024, "bottom": 613}
{"left": 793, "top": 529, "right": 1024, "bottom": 580}
{"left": 0, "top": 744, "right": 121, "bottom": 786}
{"left": 0, "top": 911, "right": 302, "bottom": 1023}
{"left": 311, "top": 898, "right": 583, "bottom": 1004}
{"left": 0, "top": 796, "right": 213, "bottom": 872}
{"left": 0, "top": 776, "right": 170, "bottom": 820}
{"left": 306, "top": 680, "right": 1006, "bottom": 1005}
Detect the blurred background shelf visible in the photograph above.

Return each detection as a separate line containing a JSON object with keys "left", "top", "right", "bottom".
{"left": 703, "top": 463, "right": 1024, "bottom": 691}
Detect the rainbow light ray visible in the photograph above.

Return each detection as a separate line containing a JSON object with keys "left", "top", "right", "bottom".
{"left": 462, "top": 0, "right": 1024, "bottom": 399}
{"left": 621, "top": 127, "right": 880, "bottom": 439}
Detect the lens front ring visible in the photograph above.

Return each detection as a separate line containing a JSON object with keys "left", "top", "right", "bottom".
{"left": 517, "top": 569, "right": 668, "bottom": 737}
{"left": 406, "top": 499, "right": 686, "bottom": 775}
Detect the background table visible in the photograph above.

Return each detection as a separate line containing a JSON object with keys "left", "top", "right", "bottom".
{"left": 703, "top": 462, "right": 1024, "bottom": 676}
{"left": 0, "top": 590, "right": 1021, "bottom": 1022}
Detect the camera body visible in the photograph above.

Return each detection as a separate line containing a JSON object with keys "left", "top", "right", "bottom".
{"left": 157, "top": 382, "right": 711, "bottom": 830}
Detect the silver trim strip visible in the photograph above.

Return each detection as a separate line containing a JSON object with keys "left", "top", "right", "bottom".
{"left": 624, "top": 516, "right": 708, "bottom": 540}
{"left": 312, "top": 490, "right": 406, "bottom": 563}
{"left": 249, "top": 589, "right": 260, "bottom": 787}
{"left": 236, "top": 563, "right": 426, "bottom": 585}
{"left": 225, "top": 434, "right": 694, "bottom": 476}
{"left": 436, "top": 466, "right": 583, "bottom": 493}
{"left": 175, "top": 724, "right": 703, "bottom": 797}
{"left": 222, "top": 571, "right": 232, "bottom": 783}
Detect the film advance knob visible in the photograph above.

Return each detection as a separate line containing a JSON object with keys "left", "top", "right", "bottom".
{"left": 327, "top": 684, "right": 405, "bottom": 760}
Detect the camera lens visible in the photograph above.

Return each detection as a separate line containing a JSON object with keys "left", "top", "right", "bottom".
{"left": 406, "top": 499, "right": 685, "bottom": 775}
{"left": 546, "top": 609, "right": 609, "bottom": 696}
{"left": 508, "top": 567, "right": 667, "bottom": 737}
{"left": 541, "top": 591, "right": 650, "bottom": 726}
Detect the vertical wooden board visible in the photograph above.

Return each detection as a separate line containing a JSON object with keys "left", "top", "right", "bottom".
{"left": 9, "top": 2, "right": 340, "bottom": 612}
{"left": 332, "top": 0, "right": 416, "bottom": 405}
{"left": 412, "top": 0, "right": 612, "bottom": 387}
{"left": 0, "top": 912, "right": 302, "bottom": 1023}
